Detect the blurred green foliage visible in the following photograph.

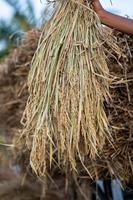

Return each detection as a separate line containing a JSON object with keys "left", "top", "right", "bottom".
{"left": 0, "top": 0, "right": 37, "bottom": 60}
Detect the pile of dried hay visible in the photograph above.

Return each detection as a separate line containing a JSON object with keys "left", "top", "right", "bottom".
{"left": 88, "top": 32, "right": 133, "bottom": 183}
{"left": 0, "top": 29, "right": 40, "bottom": 140}
{"left": 20, "top": 0, "right": 120, "bottom": 178}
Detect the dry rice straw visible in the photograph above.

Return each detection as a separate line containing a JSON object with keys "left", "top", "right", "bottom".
{"left": 21, "top": 0, "right": 119, "bottom": 177}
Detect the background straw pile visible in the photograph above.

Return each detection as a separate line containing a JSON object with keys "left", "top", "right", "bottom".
{"left": 20, "top": 0, "right": 120, "bottom": 177}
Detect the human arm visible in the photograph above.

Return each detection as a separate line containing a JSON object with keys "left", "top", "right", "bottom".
{"left": 93, "top": 0, "right": 133, "bottom": 35}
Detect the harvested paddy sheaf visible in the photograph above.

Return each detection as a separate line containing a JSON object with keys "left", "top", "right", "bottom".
{"left": 20, "top": 0, "right": 121, "bottom": 177}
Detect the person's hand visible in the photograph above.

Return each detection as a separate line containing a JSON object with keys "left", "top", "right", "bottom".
{"left": 93, "top": 0, "right": 133, "bottom": 35}
{"left": 92, "top": 0, "right": 104, "bottom": 17}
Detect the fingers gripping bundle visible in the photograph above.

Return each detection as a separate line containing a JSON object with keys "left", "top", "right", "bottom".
{"left": 21, "top": 0, "right": 115, "bottom": 176}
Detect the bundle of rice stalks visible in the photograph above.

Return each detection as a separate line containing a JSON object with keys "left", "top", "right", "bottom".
{"left": 20, "top": 0, "right": 119, "bottom": 177}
